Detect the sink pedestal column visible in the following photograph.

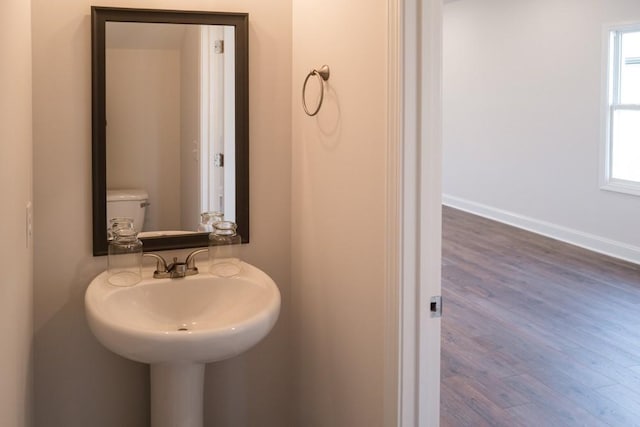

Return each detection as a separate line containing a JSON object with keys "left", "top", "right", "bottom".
{"left": 151, "top": 362, "right": 205, "bottom": 427}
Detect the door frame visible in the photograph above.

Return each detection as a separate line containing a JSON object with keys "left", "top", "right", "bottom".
{"left": 385, "top": 0, "right": 442, "bottom": 425}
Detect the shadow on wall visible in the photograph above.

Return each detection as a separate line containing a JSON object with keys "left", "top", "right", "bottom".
{"left": 35, "top": 291, "right": 150, "bottom": 425}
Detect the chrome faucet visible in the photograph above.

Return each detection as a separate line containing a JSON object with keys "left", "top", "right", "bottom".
{"left": 166, "top": 257, "right": 189, "bottom": 278}
{"left": 143, "top": 248, "right": 208, "bottom": 279}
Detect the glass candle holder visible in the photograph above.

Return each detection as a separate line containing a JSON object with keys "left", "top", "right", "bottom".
{"left": 197, "top": 211, "right": 224, "bottom": 233}
{"left": 208, "top": 221, "right": 241, "bottom": 277}
{"left": 108, "top": 217, "right": 135, "bottom": 241}
{"left": 107, "top": 227, "right": 143, "bottom": 286}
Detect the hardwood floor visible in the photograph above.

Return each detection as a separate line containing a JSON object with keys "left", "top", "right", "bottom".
{"left": 441, "top": 206, "right": 640, "bottom": 427}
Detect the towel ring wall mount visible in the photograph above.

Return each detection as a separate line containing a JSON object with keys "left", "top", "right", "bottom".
{"left": 302, "top": 65, "right": 330, "bottom": 116}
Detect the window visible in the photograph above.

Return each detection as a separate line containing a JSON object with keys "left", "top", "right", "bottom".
{"left": 602, "top": 25, "right": 640, "bottom": 195}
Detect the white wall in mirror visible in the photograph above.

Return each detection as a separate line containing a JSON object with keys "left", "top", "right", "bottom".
{"left": 106, "top": 32, "right": 183, "bottom": 231}
{"left": 180, "top": 25, "right": 204, "bottom": 232}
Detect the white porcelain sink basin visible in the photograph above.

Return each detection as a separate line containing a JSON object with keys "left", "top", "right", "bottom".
{"left": 85, "top": 261, "right": 280, "bottom": 364}
{"left": 86, "top": 261, "right": 280, "bottom": 427}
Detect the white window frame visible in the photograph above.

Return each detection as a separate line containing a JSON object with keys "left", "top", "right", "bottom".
{"left": 600, "top": 22, "right": 640, "bottom": 196}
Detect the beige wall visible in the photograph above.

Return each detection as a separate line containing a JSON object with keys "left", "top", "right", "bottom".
{"left": 32, "top": 0, "right": 391, "bottom": 424}
{"left": 290, "top": 0, "right": 388, "bottom": 425}
{"left": 32, "top": 0, "right": 292, "bottom": 426}
{"left": 0, "top": 0, "right": 34, "bottom": 426}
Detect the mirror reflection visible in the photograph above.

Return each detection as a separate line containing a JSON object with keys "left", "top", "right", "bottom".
{"left": 106, "top": 22, "right": 236, "bottom": 236}
{"left": 92, "top": 7, "right": 249, "bottom": 255}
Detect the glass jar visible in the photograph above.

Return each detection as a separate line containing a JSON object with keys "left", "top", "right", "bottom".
{"left": 197, "top": 211, "right": 224, "bottom": 233}
{"left": 107, "top": 227, "right": 143, "bottom": 286}
{"left": 108, "top": 217, "right": 135, "bottom": 241}
{"left": 208, "top": 221, "right": 242, "bottom": 277}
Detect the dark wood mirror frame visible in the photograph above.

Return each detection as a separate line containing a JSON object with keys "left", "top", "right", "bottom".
{"left": 92, "top": 6, "right": 249, "bottom": 256}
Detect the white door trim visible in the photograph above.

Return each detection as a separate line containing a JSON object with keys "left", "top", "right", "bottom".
{"left": 417, "top": 0, "right": 443, "bottom": 425}
{"left": 385, "top": 0, "right": 442, "bottom": 425}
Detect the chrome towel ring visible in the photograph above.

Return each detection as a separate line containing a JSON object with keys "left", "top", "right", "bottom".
{"left": 302, "top": 65, "right": 330, "bottom": 116}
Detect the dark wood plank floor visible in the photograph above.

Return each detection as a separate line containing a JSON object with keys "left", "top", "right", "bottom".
{"left": 441, "top": 206, "right": 640, "bottom": 427}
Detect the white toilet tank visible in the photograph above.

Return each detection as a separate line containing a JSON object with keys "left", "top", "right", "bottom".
{"left": 106, "top": 189, "right": 149, "bottom": 233}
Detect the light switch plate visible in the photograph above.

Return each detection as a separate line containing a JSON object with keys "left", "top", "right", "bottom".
{"left": 26, "top": 201, "right": 32, "bottom": 248}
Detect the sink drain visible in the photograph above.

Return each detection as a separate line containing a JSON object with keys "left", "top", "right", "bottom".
{"left": 177, "top": 327, "right": 189, "bottom": 331}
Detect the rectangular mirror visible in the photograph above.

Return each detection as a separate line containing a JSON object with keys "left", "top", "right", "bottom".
{"left": 92, "top": 7, "right": 249, "bottom": 255}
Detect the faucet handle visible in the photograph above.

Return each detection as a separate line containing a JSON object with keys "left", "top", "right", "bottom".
{"left": 185, "top": 248, "right": 209, "bottom": 274}
{"left": 143, "top": 253, "right": 168, "bottom": 276}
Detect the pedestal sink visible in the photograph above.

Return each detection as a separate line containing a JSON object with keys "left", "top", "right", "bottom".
{"left": 85, "top": 261, "right": 280, "bottom": 427}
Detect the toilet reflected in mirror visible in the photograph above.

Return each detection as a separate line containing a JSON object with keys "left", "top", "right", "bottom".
{"left": 106, "top": 189, "right": 148, "bottom": 234}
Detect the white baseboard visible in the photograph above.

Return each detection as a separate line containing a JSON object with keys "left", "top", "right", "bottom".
{"left": 443, "top": 194, "right": 640, "bottom": 266}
